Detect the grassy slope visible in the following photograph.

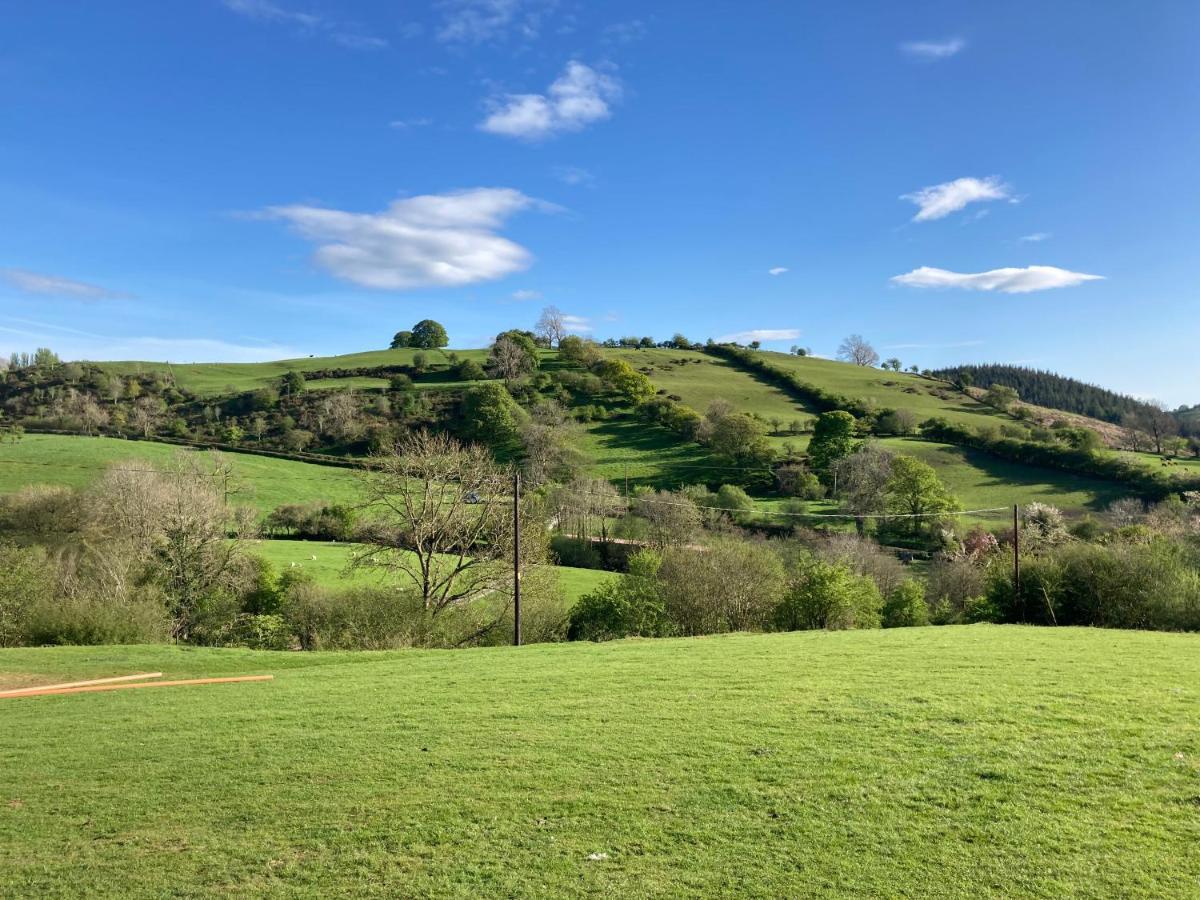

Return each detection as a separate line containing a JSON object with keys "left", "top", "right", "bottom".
{"left": 599, "top": 350, "right": 1136, "bottom": 513}
{"left": 249, "top": 538, "right": 619, "bottom": 605}
{"left": 2, "top": 627, "right": 1199, "bottom": 897}
{"left": 0, "top": 434, "right": 362, "bottom": 513}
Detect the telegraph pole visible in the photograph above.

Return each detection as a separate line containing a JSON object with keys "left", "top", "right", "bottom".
{"left": 513, "top": 467, "right": 522, "bottom": 647}
{"left": 1013, "top": 504, "right": 1022, "bottom": 621}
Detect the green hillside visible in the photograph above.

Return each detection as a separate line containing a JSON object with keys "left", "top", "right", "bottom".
{"left": 0, "top": 434, "right": 362, "bottom": 513}
{"left": 3, "top": 627, "right": 1198, "bottom": 897}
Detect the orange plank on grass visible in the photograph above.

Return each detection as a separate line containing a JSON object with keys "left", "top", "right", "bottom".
{"left": 0, "top": 672, "right": 163, "bottom": 698}
{"left": 3, "top": 675, "right": 274, "bottom": 699}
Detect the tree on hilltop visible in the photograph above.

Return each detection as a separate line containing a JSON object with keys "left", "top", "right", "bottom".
{"left": 837, "top": 334, "right": 879, "bottom": 367}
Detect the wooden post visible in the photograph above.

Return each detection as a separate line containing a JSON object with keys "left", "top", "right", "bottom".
{"left": 513, "top": 467, "right": 522, "bottom": 647}
{"left": 1013, "top": 504, "right": 1022, "bottom": 620}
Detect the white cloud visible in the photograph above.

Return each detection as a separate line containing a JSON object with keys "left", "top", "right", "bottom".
{"left": 1019, "top": 232, "right": 1051, "bottom": 242}
{"left": 561, "top": 314, "right": 591, "bottom": 333}
{"left": 437, "top": 0, "right": 550, "bottom": 44}
{"left": 480, "top": 62, "right": 621, "bottom": 141}
{"left": 768, "top": 267, "right": 788, "bottom": 276}
{"left": 900, "top": 37, "right": 966, "bottom": 60}
{"left": 716, "top": 328, "right": 802, "bottom": 343}
{"left": 890, "top": 265, "right": 1104, "bottom": 294}
{"left": 511, "top": 288, "right": 542, "bottom": 300}
{"left": 261, "top": 187, "right": 544, "bottom": 290}
{"left": 1, "top": 268, "right": 129, "bottom": 300}
{"left": 902, "top": 176, "right": 1010, "bottom": 222}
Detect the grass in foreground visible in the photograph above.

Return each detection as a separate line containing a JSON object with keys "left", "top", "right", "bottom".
{"left": 2, "top": 627, "right": 1198, "bottom": 897}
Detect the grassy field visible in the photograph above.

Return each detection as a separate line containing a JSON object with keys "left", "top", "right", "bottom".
{"left": 0, "top": 434, "right": 362, "bottom": 513}
{"left": 249, "top": 538, "right": 619, "bottom": 605}
{"left": 1, "top": 627, "right": 1198, "bottom": 897}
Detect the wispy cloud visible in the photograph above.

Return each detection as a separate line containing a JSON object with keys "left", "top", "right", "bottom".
{"left": 900, "top": 37, "right": 966, "bottom": 60}
{"left": 511, "top": 288, "right": 542, "bottom": 300}
{"left": 221, "top": 0, "right": 387, "bottom": 50}
{"left": 437, "top": 0, "right": 551, "bottom": 44}
{"left": 1019, "top": 232, "right": 1051, "bottom": 242}
{"left": 259, "top": 188, "right": 546, "bottom": 291}
{"left": 480, "top": 61, "right": 621, "bottom": 141}
{"left": 717, "top": 328, "right": 802, "bottom": 343}
{"left": 562, "top": 313, "right": 591, "bottom": 333}
{"left": 222, "top": 0, "right": 322, "bottom": 28}
{"left": 1, "top": 268, "right": 130, "bottom": 300}
{"left": 552, "top": 165, "right": 595, "bottom": 186}
{"left": 768, "top": 267, "right": 788, "bottom": 276}
{"left": 602, "top": 19, "right": 647, "bottom": 45}
{"left": 389, "top": 117, "right": 433, "bottom": 130}
{"left": 883, "top": 340, "right": 985, "bottom": 350}
{"left": 0, "top": 317, "right": 296, "bottom": 364}
{"left": 902, "top": 176, "right": 1010, "bottom": 222}
{"left": 890, "top": 265, "right": 1104, "bottom": 294}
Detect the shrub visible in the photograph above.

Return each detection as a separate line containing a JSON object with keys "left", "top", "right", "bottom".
{"left": 568, "top": 550, "right": 666, "bottom": 641}
{"left": 282, "top": 582, "right": 426, "bottom": 651}
{"left": 926, "top": 556, "right": 989, "bottom": 624}
{"left": 773, "top": 557, "right": 883, "bottom": 631}
{"left": 658, "top": 540, "right": 786, "bottom": 634}
{"left": 882, "top": 580, "right": 929, "bottom": 628}
{"left": 0, "top": 544, "right": 56, "bottom": 646}
{"left": 21, "top": 593, "right": 170, "bottom": 646}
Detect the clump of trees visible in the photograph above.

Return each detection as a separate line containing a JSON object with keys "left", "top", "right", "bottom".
{"left": 391, "top": 319, "right": 449, "bottom": 349}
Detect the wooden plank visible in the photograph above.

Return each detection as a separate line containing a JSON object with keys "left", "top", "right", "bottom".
{"left": 0, "top": 672, "right": 163, "bottom": 698}
{"left": 2, "top": 675, "right": 273, "bottom": 699}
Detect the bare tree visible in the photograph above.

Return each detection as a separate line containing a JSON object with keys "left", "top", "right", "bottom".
{"left": 535, "top": 305, "right": 567, "bottom": 347}
{"left": 353, "top": 431, "right": 543, "bottom": 616}
{"left": 837, "top": 334, "right": 880, "bottom": 367}
{"left": 519, "top": 401, "right": 585, "bottom": 486}
{"left": 486, "top": 336, "right": 535, "bottom": 383}
{"left": 831, "top": 443, "right": 895, "bottom": 535}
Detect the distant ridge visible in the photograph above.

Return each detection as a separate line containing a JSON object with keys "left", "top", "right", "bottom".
{"left": 931, "top": 364, "right": 1161, "bottom": 425}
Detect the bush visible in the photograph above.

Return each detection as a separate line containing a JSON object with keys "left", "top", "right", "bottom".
{"left": 0, "top": 544, "right": 56, "bottom": 646}
{"left": 282, "top": 582, "right": 427, "bottom": 650}
{"left": 926, "top": 556, "right": 989, "bottom": 624}
{"left": 659, "top": 540, "right": 786, "bottom": 634}
{"left": 985, "top": 539, "right": 1200, "bottom": 631}
{"left": 882, "top": 580, "right": 929, "bottom": 628}
{"left": 21, "top": 593, "right": 170, "bottom": 646}
{"left": 773, "top": 557, "right": 883, "bottom": 631}
{"left": 568, "top": 551, "right": 666, "bottom": 641}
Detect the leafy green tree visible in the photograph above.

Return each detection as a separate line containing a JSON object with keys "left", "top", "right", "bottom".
{"left": 807, "top": 410, "right": 858, "bottom": 480}
{"left": 707, "top": 413, "right": 773, "bottom": 467}
{"left": 461, "top": 382, "right": 524, "bottom": 447}
{"left": 558, "top": 335, "right": 601, "bottom": 367}
{"left": 984, "top": 384, "right": 1019, "bottom": 411}
{"left": 595, "top": 359, "right": 655, "bottom": 404}
{"left": 567, "top": 550, "right": 666, "bottom": 641}
{"left": 882, "top": 580, "right": 929, "bottom": 627}
{"left": 410, "top": 319, "right": 449, "bottom": 349}
{"left": 281, "top": 370, "right": 306, "bottom": 396}
{"left": 885, "top": 455, "right": 959, "bottom": 536}
{"left": 773, "top": 556, "right": 883, "bottom": 631}
{"left": 390, "top": 330, "right": 413, "bottom": 349}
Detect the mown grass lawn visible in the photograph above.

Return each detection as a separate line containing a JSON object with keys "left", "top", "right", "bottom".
{"left": 2, "top": 627, "right": 1198, "bottom": 897}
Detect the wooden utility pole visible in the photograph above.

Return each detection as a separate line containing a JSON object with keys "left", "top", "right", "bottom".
{"left": 1013, "top": 504, "right": 1022, "bottom": 621}
{"left": 513, "top": 467, "right": 522, "bottom": 647}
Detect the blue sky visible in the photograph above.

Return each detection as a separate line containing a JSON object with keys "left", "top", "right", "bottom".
{"left": 2, "top": 1, "right": 1198, "bottom": 405}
